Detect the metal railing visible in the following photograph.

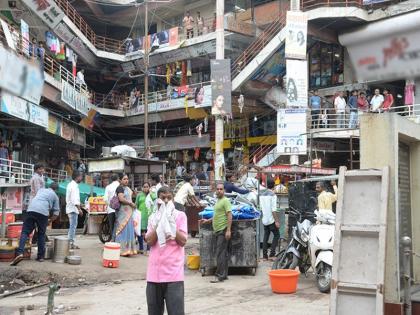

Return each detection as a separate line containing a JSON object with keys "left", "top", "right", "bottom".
{"left": 0, "top": 158, "right": 34, "bottom": 184}
{"left": 249, "top": 135, "right": 277, "bottom": 165}
{"left": 231, "top": 13, "right": 286, "bottom": 78}
{"left": 0, "top": 19, "right": 88, "bottom": 95}
{"left": 44, "top": 167, "right": 68, "bottom": 182}
{"left": 301, "top": 0, "right": 363, "bottom": 10}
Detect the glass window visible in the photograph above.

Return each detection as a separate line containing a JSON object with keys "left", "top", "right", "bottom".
{"left": 309, "top": 42, "right": 343, "bottom": 89}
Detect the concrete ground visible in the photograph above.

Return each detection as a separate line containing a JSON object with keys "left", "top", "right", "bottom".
{"left": 0, "top": 235, "right": 329, "bottom": 315}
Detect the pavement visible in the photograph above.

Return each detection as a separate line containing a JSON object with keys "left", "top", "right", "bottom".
{"left": 0, "top": 235, "right": 329, "bottom": 315}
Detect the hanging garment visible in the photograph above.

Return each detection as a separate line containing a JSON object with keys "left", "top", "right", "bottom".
{"left": 187, "top": 60, "right": 192, "bottom": 77}
{"left": 194, "top": 148, "right": 200, "bottom": 160}
{"left": 405, "top": 84, "right": 415, "bottom": 105}
{"left": 181, "top": 61, "right": 187, "bottom": 86}
{"left": 56, "top": 42, "right": 65, "bottom": 60}
{"left": 166, "top": 64, "right": 171, "bottom": 85}
{"left": 196, "top": 123, "right": 203, "bottom": 138}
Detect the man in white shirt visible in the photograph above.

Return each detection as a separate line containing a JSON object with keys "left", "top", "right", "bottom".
{"left": 260, "top": 179, "right": 280, "bottom": 260}
{"left": 76, "top": 69, "right": 86, "bottom": 86}
{"left": 66, "top": 171, "right": 83, "bottom": 249}
{"left": 370, "top": 88, "right": 384, "bottom": 112}
{"left": 103, "top": 173, "right": 120, "bottom": 241}
{"left": 334, "top": 91, "right": 347, "bottom": 128}
{"left": 174, "top": 174, "right": 195, "bottom": 212}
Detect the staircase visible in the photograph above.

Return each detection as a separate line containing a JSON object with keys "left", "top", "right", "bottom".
{"left": 231, "top": 14, "right": 287, "bottom": 91}
{"left": 249, "top": 136, "right": 280, "bottom": 167}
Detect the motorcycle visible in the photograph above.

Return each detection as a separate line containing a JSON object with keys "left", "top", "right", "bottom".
{"left": 272, "top": 208, "right": 335, "bottom": 293}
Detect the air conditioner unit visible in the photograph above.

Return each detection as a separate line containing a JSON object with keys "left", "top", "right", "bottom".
{"left": 290, "top": 0, "right": 300, "bottom": 11}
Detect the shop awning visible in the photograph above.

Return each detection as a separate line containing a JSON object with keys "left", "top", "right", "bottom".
{"left": 338, "top": 10, "right": 420, "bottom": 82}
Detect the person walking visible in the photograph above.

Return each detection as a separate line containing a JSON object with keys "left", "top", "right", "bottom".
{"left": 348, "top": 90, "right": 358, "bottom": 128}
{"left": 103, "top": 173, "right": 120, "bottom": 241}
{"left": 202, "top": 183, "right": 232, "bottom": 283}
{"left": 115, "top": 173, "right": 138, "bottom": 256}
{"left": 260, "top": 179, "right": 280, "bottom": 260}
{"left": 334, "top": 91, "right": 347, "bottom": 128}
{"left": 146, "top": 186, "right": 187, "bottom": 315}
{"left": 30, "top": 164, "right": 45, "bottom": 202}
{"left": 309, "top": 90, "right": 322, "bottom": 128}
{"left": 11, "top": 183, "right": 60, "bottom": 266}
{"left": 174, "top": 174, "right": 195, "bottom": 212}
{"left": 183, "top": 11, "right": 194, "bottom": 39}
{"left": 135, "top": 182, "right": 151, "bottom": 255}
{"left": 66, "top": 171, "right": 83, "bottom": 249}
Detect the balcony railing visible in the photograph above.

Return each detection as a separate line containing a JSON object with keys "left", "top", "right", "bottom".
{"left": 301, "top": 0, "right": 363, "bottom": 11}
{"left": 0, "top": 19, "right": 88, "bottom": 95}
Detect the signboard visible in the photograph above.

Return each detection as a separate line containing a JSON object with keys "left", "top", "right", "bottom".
{"left": 285, "top": 11, "right": 308, "bottom": 60}
{"left": 362, "top": 0, "right": 390, "bottom": 4}
{"left": 2, "top": 187, "right": 23, "bottom": 211}
{"left": 225, "top": 16, "right": 256, "bottom": 36}
{"left": 277, "top": 108, "right": 307, "bottom": 155}
{"left": 1, "top": 92, "right": 48, "bottom": 128}
{"left": 344, "top": 31, "right": 420, "bottom": 82}
{"left": 128, "top": 85, "right": 211, "bottom": 116}
{"left": 61, "top": 81, "right": 90, "bottom": 116}
{"left": 88, "top": 158, "right": 125, "bottom": 173}
{"left": 22, "top": 0, "right": 64, "bottom": 29}
{"left": 149, "top": 134, "right": 210, "bottom": 152}
{"left": 0, "top": 18, "right": 15, "bottom": 50}
{"left": 73, "top": 128, "right": 86, "bottom": 147}
{"left": 286, "top": 59, "right": 308, "bottom": 107}
{"left": 48, "top": 114, "right": 62, "bottom": 136}
{"left": 20, "top": 19, "right": 30, "bottom": 56}
{"left": 0, "top": 46, "right": 44, "bottom": 105}
{"left": 61, "top": 121, "right": 74, "bottom": 141}
{"left": 28, "top": 103, "right": 48, "bottom": 128}
{"left": 263, "top": 165, "right": 336, "bottom": 175}
{"left": 211, "top": 59, "right": 231, "bottom": 115}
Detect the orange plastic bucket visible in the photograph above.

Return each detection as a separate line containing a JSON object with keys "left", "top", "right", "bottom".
{"left": 268, "top": 269, "right": 300, "bottom": 294}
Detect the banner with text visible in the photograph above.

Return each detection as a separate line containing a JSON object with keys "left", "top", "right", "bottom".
{"left": 211, "top": 59, "right": 232, "bottom": 115}
{"left": 61, "top": 81, "right": 91, "bottom": 116}
{"left": 22, "top": 0, "right": 64, "bottom": 29}
{"left": 20, "top": 19, "right": 30, "bottom": 57}
{"left": 0, "top": 46, "right": 44, "bottom": 105}
{"left": 285, "top": 11, "right": 308, "bottom": 60}
{"left": 277, "top": 108, "right": 307, "bottom": 155}
{"left": 286, "top": 59, "right": 308, "bottom": 107}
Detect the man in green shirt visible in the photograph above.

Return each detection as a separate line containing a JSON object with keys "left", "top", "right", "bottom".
{"left": 202, "top": 183, "right": 232, "bottom": 283}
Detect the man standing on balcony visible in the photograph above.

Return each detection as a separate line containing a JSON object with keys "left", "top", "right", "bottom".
{"left": 309, "top": 90, "right": 322, "bottom": 128}
{"left": 76, "top": 69, "right": 86, "bottom": 86}
{"left": 183, "top": 11, "right": 194, "bottom": 39}
{"left": 370, "top": 88, "right": 384, "bottom": 113}
{"left": 348, "top": 90, "right": 358, "bottom": 128}
{"left": 334, "top": 91, "right": 347, "bottom": 128}
{"left": 196, "top": 11, "right": 204, "bottom": 36}
{"left": 382, "top": 89, "right": 394, "bottom": 112}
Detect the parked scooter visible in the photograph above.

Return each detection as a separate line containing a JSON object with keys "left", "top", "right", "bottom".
{"left": 308, "top": 210, "right": 335, "bottom": 293}
{"left": 272, "top": 208, "right": 335, "bottom": 293}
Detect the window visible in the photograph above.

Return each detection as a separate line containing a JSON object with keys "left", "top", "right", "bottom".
{"left": 309, "top": 42, "right": 343, "bottom": 89}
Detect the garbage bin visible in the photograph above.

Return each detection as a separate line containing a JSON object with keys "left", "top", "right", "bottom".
{"left": 199, "top": 219, "right": 258, "bottom": 276}
{"left": 185, "top": 195, "right": 204, "bottom": 238}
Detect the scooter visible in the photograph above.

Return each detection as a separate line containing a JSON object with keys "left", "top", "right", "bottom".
{"left": 308, "top": 210, "right": 335, "bottom": 293}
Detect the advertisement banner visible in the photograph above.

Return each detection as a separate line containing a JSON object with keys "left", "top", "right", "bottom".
{"left": 48, "top": 114, "right": 62, "bottom": 136}
{"left": 345, "top": 31, "right": 420, "bottom": 82}
{"left": 20, "top": 19, "right": 30, "bottom": 56}
{"left": 277, "top": 108, "right": 307, "bottom": 155}
{"left": 128, "top": 85, "right": 211, "bottom": 116}
{"left": 61, "top": 81, "right": 90, "bottom": 116}
{"left": 1, "top": 92, "right": 48, "bottom": 128}
{"left": 28, "top": 103, "right": 48, "bottom": 128}
{"left": 0, "top": 18, "right": 15, "bottom": 50}
{"left": 169, "top": 27, "right": 179, "bottom": 46}
{"left": 0, "top": 46, "right": 44, "bottom": 105}
{"left": 61, "top": 121, "right": 74, "bottom": 141}
{"left": 285, "top": 11, "right": 308, "bottom": 60}
{"left": 211, "top": 59, "right": 231, "bottom": 115}
{"left": 73, "top": 128, "right": 86, "bottom": 147}
{"left": 286, "top": 59, "right": 308, "bottom": 107}
{"left": 22, "top": 0, "right": 64, "bottom": 29}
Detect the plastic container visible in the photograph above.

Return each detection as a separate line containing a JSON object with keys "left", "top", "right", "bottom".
{"left": 0, "top": 245, "right": 16, "bottom": 262}
{"left": 186, "top": 255, "right": 200, "bottom": 270}
{"left": 268, "top": 269, "right": 300, "bottom": 294}
{"left": 7, "top": 222, "right": 23, "bottom": 238}
{"left": 103, "top": 242, "right": 120, "bottom": 268}
{"left": 0, "top": 212, "right": 15, "bottom": 224}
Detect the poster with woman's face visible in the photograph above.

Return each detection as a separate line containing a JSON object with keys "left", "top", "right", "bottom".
{"left": 211, "top": 59, "right": 231, "bottom": 116}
